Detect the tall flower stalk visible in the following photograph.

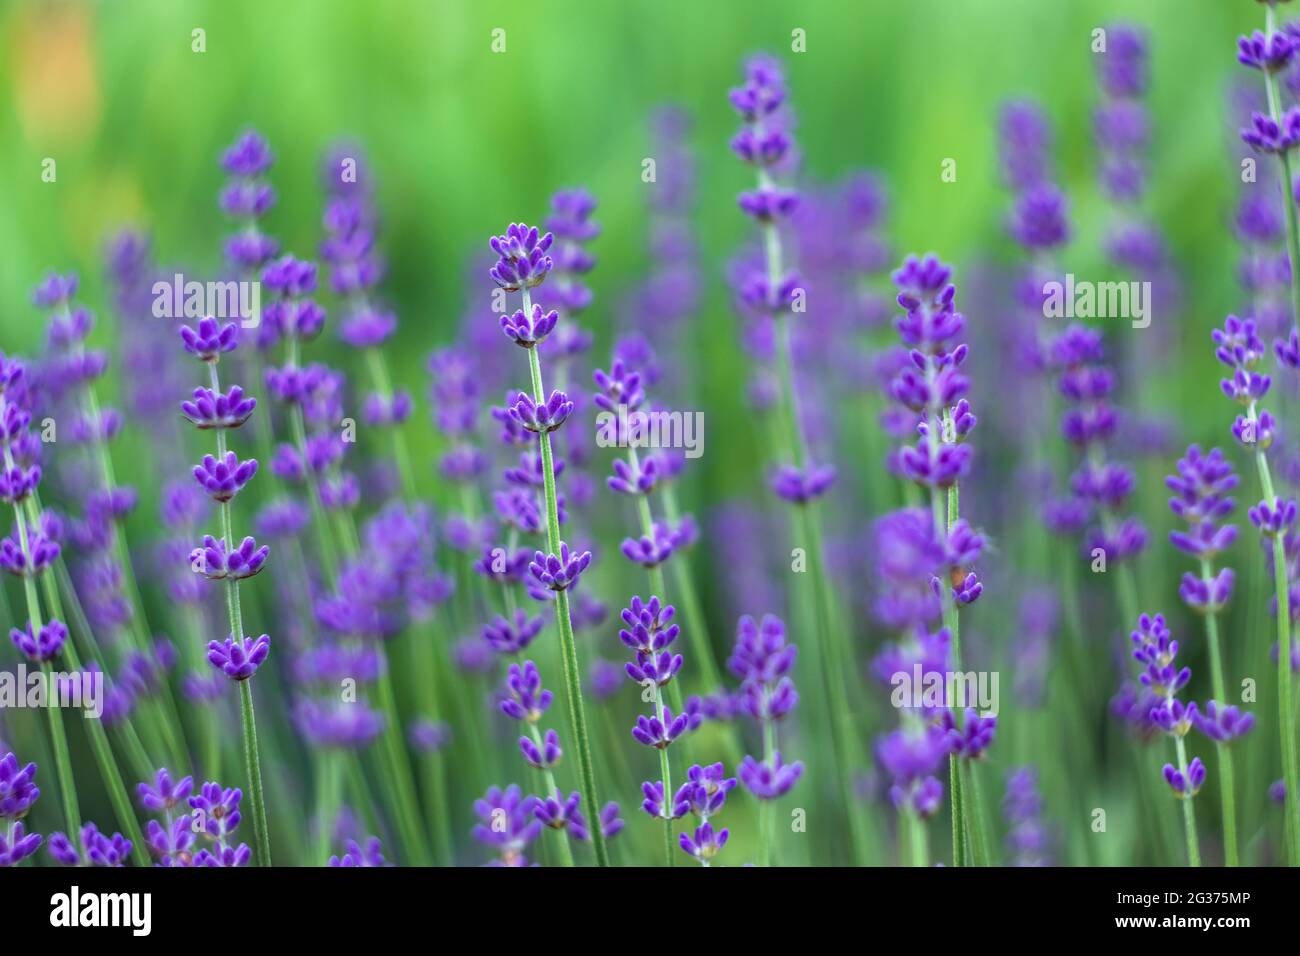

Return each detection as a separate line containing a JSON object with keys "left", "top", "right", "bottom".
{"left": 887, "top": 255, "right": 989, "bottom": 864}
{"left": 1129, "top": 613, "right": 1204, "bottom": 867}
{"left": 1, "top": 354, "right": 82, "bottom": 852}
{"left": 728, "top": 53, "right": 866, "bottom": 862}
{"left": 731, "top": 613, "right": 803, "bottom": 866}
{"left": 180, "top": 315, "right": 273, "bottom": 866}
{"left": 490, "top": 222, "right": 609, "bottom": 866}
{"left": 1167, "top": 445, "right": 1252, "bottom": 865}
{"left": 1235, "top": 2, "right": 1300, "bottom": 864}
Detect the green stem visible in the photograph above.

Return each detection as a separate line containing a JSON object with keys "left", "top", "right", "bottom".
{"left": 523, "top": 300, "right": 608, "bottom": 867}
{"left": 758, "top": 713, "right": 775, "bottom": 868}
{"left": 315, "top": 750, "right": 343, "bottom": 865}
{"left": 238, "top": 679, "right": 272, "bottom": 867}
{"left": 210, "top": 361, "right": 271, "bottom": 866}
{"left": 1199, "top": 559, "right": 1239, "bottom": 867}
{"left": 962, "top": 759, "right": 992, "bottom": 866}
{"left": 659, "top": 484, "right": 725, "bottom": 691}
{"left": 21, "top": 501, "right": 146, "bottom": 865}
{"left": 1173, "top": 734, "right": 1201, "bottom": 867}
{"left": 374, "top": 664, "right": 432, "bottom": 864}
{"left": 1260, "top": 10, "right": 1300, "bottom": 865}
{"left": 1244, "top": 398, "right": 1300, "bottom": 864}
{"left": 526, "top": 723, "right": 575, "bottom": 867}
{"left": 906, "top": 807, "right": 929, "bottom": 867}
{"left": 6, "top": 490, "right": 82, "bottom": 845}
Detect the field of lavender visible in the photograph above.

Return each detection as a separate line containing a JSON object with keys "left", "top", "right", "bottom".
{"left": 1, "top": 0, "right": 1299, "bottom": 871}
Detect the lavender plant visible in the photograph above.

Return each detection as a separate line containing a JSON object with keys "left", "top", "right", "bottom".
{"left": 489, "top": 222, "right": 610, "bottom": 867}
{"left": 179, "top": 314, "right": 273, "bottom": 866}
{"left": 1234, "top": 1, "right": 1300, "bottom": 864}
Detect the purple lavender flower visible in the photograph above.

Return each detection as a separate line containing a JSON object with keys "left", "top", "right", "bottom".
{"left": 500, "top": 660, "right": 553, "bottom": 723}
{"left": 1164, "top": 757, "right": 1208, "bottom": 798}
{"left": 770, "top": 463, "right": 836, "bottom": 504}
{"left": 482, "top": 609, "right": 545, "bottom": 655}
{"left": 508, "top": 390, "right": 574, "bottom": 433}
{"left": 942, "top": 708, "right": 998, "bottom": 759}
{"left": 79, "top": 822, "right": 132, "bottom": 867}
{"left": 1194, "top": 701, "right": 1256, "bottom": 742}
{"left": 1004, "top": 767, "right": 1053, "bottom": 865}
{"left": 1238, "top": 29, "right": 1295, "bottom": 72}
{"left": 144, "top": 816, "right": 196, "bottom": 866}
{"left": 0, "top": 753, "right": 40, "bottom": 818}
{"left": 192, "top": 451, "right": 259, "bottom": 502}
{"left": 46, "top": 830, "right": 80, "bottom": 866}
{"left": 181, "top": 385, "right": 256, "bottom": 430}
{"left": 1249, "top": 496, "right": 1298, "bottom": 535}
{"left": 1241, "top": 107, "right": 1300, "bottom": 153}
{"left": 500, "top": 304, "right": 560, "bottom": 348}
{"left": 0, "top": 822, "right": 41, "bottom": 866}
{"left": 489, "top": 224, "right": 555, "bottom": 292}
{"left": 519, "top": 729, "right": 562, "bottom": 770}
{"left": 137, "top": 768, "right": 194, "bottom": 813}
{"left": 190, "top": 534, "right": 269, "bottom": 580}
{"left": 738, "top": 751, "right": 804, "bottom": 800}
{"left": 329, "top": 836, "right": 387, "bottom": 867}
{"left": 206, "top": 634, "right": 271, "bottom": 681}
{"left": 10, "top": 618, "right": 68, "bottom": 662}
{"left": 472, "top": 785, "right": 541, "bottom": 866}
{"left": 528, "top": 541, "right": 591, "bottom": 591}
{"left": 631, "top": 705, "right": 691, "bottom": 749}
{"left": 676, "top": 763, "right": 737, "bottom": 818}
{"left": 180, "top": 316, "right": 238, "bottom": 363}
{"left": 620, "top": 522, "right": 677, "bottom": 567}
{"left": 679, "top": 821, "right": 729, "bottom": 864}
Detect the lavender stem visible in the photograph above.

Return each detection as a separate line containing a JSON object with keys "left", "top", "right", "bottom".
{"left": 523, "top": 288, "right": 609, "bottom": 868}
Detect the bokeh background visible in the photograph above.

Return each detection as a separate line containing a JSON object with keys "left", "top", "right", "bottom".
{"left": 1, "top": 0, "right": 1295, "bottom": 867}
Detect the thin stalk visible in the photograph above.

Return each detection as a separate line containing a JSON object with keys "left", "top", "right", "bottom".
{"left": 1173, "top": 734, "right": 1202, "bottom": 867}
{"left": 7, "top": 491, "right": 81, "bottom": 846}
{"left": 757, "top": 154, "right": 863, "bottom": 862}
{"left": 23, "top": 497, "right": 147, "bottom": 864}
{"left": 758, "top": 710, "right": 775, "bottom": 868}
{"left": 962, "top": 760, "right": 992, "bottom": 866}
{"left": 1245, "top": 398, "right": 1300, "bottom": 863}
{"left": 1260, "top": 7, "right": 1300, "bottom": 864}
{"left": 526, "top": 723, "right": 575, "bottom": 867}
{"left": 651, "top": 685, "right": 674, "bottom": 868}
{"left": 659, "top": 483, "right": 725, "bottom": 691}
{"left": 1199, "top": 557, "right": 1239, "bottom": 867}
{"left": 315, "top": 750, "right": 344, "bottom": 865}
{"left": 373, "top": 665, "right": 433, "bottom": 865}
{"left": 523, "top": 289, "right": 608, "bottom": 868}
{"left": 211, "top": 362, "right": 271, "bottom": 867}
{"left": 906, "top": 807, "right": 929, "bottom": 867}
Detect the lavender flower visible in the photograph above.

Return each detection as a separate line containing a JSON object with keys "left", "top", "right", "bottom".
{"left": 329, "top": 837, "right": 387, "bottom": 867}
{"left": 206, "top": 634, "right": 271, "bottom": 681}
{"left": 738, "top": 751, "right": 804, "bottom": 800}
{"left": 472, "top": 785, "right": 541, "bottom": 866}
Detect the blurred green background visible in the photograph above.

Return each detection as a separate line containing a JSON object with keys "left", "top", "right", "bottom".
{"left": 0, "top": 0, "right": 1290, "bottom": 866}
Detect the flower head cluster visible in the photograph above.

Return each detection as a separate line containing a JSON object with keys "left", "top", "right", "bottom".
{"left": 888, "top": 255, "right": 976, "bottom": 490}
{"left": 619, "top": 596, "right": 683, "bottom": 691}
{"left": 1046, "top": 325, "right": 1146, "bottom": 564}
{"left": 221, "top": 131, "right": 279, "bottom": 272}
{"left": 536, "top": 189, "right": 599, "bottom": 317}
{"left": 1167, "top": 445, "right": 1239, "bottom": 613}
{"left": 1128, "top": 614, "right": 1207, "bottom": 798}
{"left": 729, "top": 55, "right": 798, "bottom": 223}
{"left": 187, "top": 780, "right": 252, "bottom": 865}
